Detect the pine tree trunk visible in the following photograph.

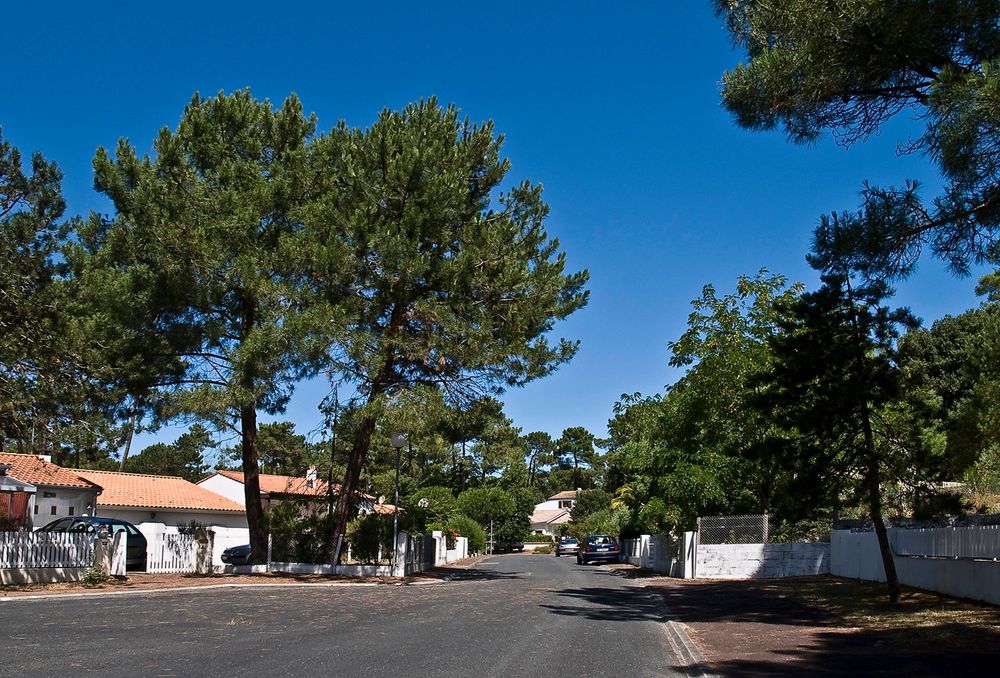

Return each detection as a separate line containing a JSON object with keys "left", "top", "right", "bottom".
{"left": 329, "top": 414, "right": 378, "bottom": 564}
{"left": 861, "top": 402, "right": 900, "bottom": 603}
{"left": 241, "top": 405, "right": 267, "bottom": 564}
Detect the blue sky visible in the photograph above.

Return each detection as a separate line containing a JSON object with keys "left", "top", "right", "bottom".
{"left": 3, "top": 2, "right": 987, "bottom": 452}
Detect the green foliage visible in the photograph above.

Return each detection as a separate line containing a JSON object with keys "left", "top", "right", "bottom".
{"left": 402, "top": 485, "right": 456, "bottom": 533}
{"left": 717, "top": 0, "right": 1000, "bottom": 277}
{"left": 446, "top": 513, "right": 486, "bottom": 555}
{"left": 566, "top": 506, "right": 631, "bottom": 539}
{"left": 346, "top": 513, "right": 395, "bottom": 564}
{"left": 605, "top": 271, "right": 802, "bottom": 532}
{"left": 456, "top": 487, "right": 516, "bottom": 526}
{"left": 555, "top": 426, "right": 602, "bottom": 489}
{"left": 570, "top": 489, "right": 611, "bottom": 522}
{"left": 81, "top": 566, "right": 110, "bottom": 587}
{"left": 125, "top": 424, "right": 214, "bottom": 481}
{"left": 305, "top": 98, "right": 589, "bottom": 555}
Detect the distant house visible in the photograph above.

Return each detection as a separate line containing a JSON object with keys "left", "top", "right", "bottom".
{"left": 0, "top": 453, "right": 102, "bottom": 529}
{"left": 197, "top": 468, "right": 391, "bottom": 515}
{"left": 530, "top": 490, "right": 579, "bottom": 538}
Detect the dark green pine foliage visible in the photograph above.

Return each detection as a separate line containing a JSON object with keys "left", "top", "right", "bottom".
{"left": 124, "top": 423, "right": 215, "bottom": 482}
{"left": 0, "top": 129, "right": 113, "bottom": 461}
{"left": 79, "top": 91, "right": 323, "bottom": 563}
{"left": 758, "top": 274, "right": 915, "bottom": 602}
{"left": 306, "top": 99, "right": 589, "bottom": 562}
{"left": 716, "top": 0, "right": 1000, "bottom": 277}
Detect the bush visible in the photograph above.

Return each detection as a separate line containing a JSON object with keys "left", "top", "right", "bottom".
{"left": 346, "top": 513, "right": 395, "bottom": 563}
{"left": 402, "top": 486, "right": 457, "bottom": 533}
{"left": 81, "top": 566, "right": 109, "bottom": 587}
{"left": 532, "top": 544, "right": 555, "bottom": 554}
{"left": 447, "top": 514, "right": 486, "bottom": 555}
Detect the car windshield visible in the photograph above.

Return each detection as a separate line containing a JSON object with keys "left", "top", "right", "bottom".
{"left": 561, "top": 538, "right": 577, "bottom": 544}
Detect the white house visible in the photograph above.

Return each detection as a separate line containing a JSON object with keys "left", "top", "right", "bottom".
{"left": 198, "top": 469, "right": 383, "bottom": 515}
{"left": 0, "top": 453, "right": 102, "bottom": 529}
{"left": 74, "top": 469, "right": 249, "bottom": 566}
{"left": 530, "top": 490, "right": 579, "bottom": 538}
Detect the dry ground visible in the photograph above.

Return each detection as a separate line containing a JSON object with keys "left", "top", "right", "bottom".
{"left": 639, "top": 573, "right": 1000, "bottom": 677}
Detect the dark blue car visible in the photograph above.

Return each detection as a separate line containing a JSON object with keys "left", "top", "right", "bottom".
{"left": 38, "top": 516, "right": 147, "bottom": 570}
{"left": 576, "top": 534, "right": 620, "bottom": 565}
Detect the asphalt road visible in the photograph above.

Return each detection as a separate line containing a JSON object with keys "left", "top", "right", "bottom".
{"left": 3, "top": 554, "right": 684, "bottom": 677}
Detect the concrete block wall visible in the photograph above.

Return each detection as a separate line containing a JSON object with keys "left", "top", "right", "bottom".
{"left": 695, "top": 542, "right": 830, "bottom": 579}
{"left": 831, "top": 529, "right": 1000, "bottom": 606}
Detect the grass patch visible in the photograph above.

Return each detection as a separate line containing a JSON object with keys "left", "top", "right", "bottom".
{"left": 776, "top": 576, "right": 1000, "bottom": 649}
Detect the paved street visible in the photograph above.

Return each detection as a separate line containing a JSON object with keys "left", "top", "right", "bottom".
{"left": 3, "top": 555, "right": 685, "bottom": 677}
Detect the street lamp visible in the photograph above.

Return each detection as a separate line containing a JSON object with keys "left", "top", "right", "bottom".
{"left": 390, "top": 432, "right": 407, "bottom": 572}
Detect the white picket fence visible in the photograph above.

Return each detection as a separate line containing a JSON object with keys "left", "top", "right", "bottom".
{"left": 0, "top": 531, "right": 95, "bottom": 568}
{"left": 890, "top": 524, "right": 1000, "bottom": 560}
{"left": 146, "top": 533, "right": 196, "bottom": 573}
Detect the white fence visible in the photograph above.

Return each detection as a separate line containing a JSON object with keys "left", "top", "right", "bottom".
{"left": 831, "top": 527, "right": 1000, "bottom": 605}
{"left": 146, "top": 533, "right": 197, "bottom": 573}
{"left": 890, "top": 525, "right": 1000, "bottom": 560}
{"left": 0, "top": 531, "right": 95, "bottom": 568}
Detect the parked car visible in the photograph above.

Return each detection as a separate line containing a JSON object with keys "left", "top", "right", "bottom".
{"left": 577, "top": 534, "right": 620, "bottom": 565}
{"left": 494, "top": 540, "right": 525, "bottom": 553}
{"left": 221, "top": 544, "right": 253, "bottom": 565}
{"left": 555, "top": 537, "right": 579, "bottom": 557}
{"left": 37, "top": 516, "right": 147, "bottom": 570}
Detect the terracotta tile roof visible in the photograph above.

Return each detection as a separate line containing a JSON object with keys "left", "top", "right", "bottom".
{"left": 0, "top": 453, "right": 102, "bottom": 491}
{"left": 372, "top": 502, "right": 399, "bottom": 515}
{"left": 210, "top": 470, "right": 340, "bottom": 498}
{"left": 74, "top": 469, "right": 245, "bottom": 512}
{"left": 548, "top": 490, "right": 578, "bottom": 500}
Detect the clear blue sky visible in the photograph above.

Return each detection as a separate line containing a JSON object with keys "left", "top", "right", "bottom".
{"left": 3, "top": 2, "right": 987, "bottom": 453}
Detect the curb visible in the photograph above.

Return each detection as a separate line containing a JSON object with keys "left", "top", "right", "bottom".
{"left": 633, "top": 581, "right": 717, "bottom": 678}
{"left": 0, "top": 581, "right": 383, "bottom": 602}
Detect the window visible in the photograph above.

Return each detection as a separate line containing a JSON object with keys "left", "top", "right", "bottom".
{"left": 50, "top": 506, "right": 57, "bottom": 515}
{"left": 558, "top": 500, "right": 573, "bottom": 509}
{"left": 43, "top": 491, "right": 57, "bottom": 499}
{"left": 68, "top": 506, "right": 74, "bottom": 516}
{"left": 34, "top": 505, "right": 39, "bottom": 515}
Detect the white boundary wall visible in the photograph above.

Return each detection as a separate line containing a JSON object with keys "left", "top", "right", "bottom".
{"left": 695, "top": 542, "right": 830, "bottom": 579}
{"left": 831, "top": 529, "right": 1000, "bottom": 606}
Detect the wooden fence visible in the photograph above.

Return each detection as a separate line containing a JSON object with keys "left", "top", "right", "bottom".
{"left": 146, "top": 533, "right": 196, "bottom": 573}
{"left": 890, "top": 525, "right": 1000, "bottom": 560}
{"left": 0, "top": 531, "right": 95, "bottom": 568}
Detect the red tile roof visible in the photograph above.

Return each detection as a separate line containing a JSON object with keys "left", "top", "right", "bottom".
{"left": 211, "top": 470, "right": 336, "bottom": 498}
{"left": 0, "top": 453, "right": 102, "bottom": 491}
{"left": 209, "top": 470, "right": 376, "bottom": 501}
{"left": 548, "top": 490, "right": 578, "bottom": 500}
{"left": 74, "top": 469, "right": 245, "bottom": 512}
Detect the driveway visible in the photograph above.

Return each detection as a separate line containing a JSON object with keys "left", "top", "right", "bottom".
{"left": 2, "top": 554, "right": 686, "bottom": 677}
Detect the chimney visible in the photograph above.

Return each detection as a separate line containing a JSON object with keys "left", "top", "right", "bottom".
{"left": 0, "top": 463, "right": 10, "bottom": 476}
{"left": 305, "top": 465, "right": 317, "bottom": 489}
{"left": 37, "top": 454, "right": 52, "bottom": 464}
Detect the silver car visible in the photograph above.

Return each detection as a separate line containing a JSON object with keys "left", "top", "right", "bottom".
{"left": 555, "top": 537, "right": 579, "bottom": 557}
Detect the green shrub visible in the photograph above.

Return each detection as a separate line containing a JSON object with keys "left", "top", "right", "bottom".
{"left": 346, "top": 513, "right": 395, "bottom": 563}
{"left": 447, "top": 513, "right": 486, "bottom": 555}
{"left": 402, "top": 486, "right": 456, "bottom": 532}
{"left": 81, "top": 567, "right": 109, "bottom": 587}
{"left": 532, "top": 544, "right": 555, "bottom": 554}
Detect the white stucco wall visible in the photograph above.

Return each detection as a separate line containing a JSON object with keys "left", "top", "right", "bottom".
{"left": 197, "top": 474, "right": 248, "bottom": 506}
{"left": 97, "top": 507, "right": 248, "bottom": 530}
{"left": 31, "top": 487, "right": 100, "bottom": 530}
{"left": 695, "top": 542, "right": 831, "bottom": 579}
{"left": 830, "top": 529, "right": 1000, "bottom": 606}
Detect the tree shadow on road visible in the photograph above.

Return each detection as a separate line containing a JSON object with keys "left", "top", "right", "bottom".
{"left": 540, "top": 584, "right": 665, "bottom": 623}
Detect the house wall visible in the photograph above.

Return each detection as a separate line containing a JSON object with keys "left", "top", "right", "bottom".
{"left": 198, "top": 475, "right": 248, "bottom": 506}
{"left": 31, "top": 487, "right": 99, "bottom": 529}
{"left": 534, "top": 498, "right": 574, "bottom": 512}
{"left": 98, "top": 507, "right": 248, "bottom": 530}
{"left": 830, "top": 529, "right": 1000, "bottom": 606}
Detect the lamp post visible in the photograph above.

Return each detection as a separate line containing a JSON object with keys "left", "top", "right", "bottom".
{"left": 390, "top": 432, "right": 407, "bottom": 572}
